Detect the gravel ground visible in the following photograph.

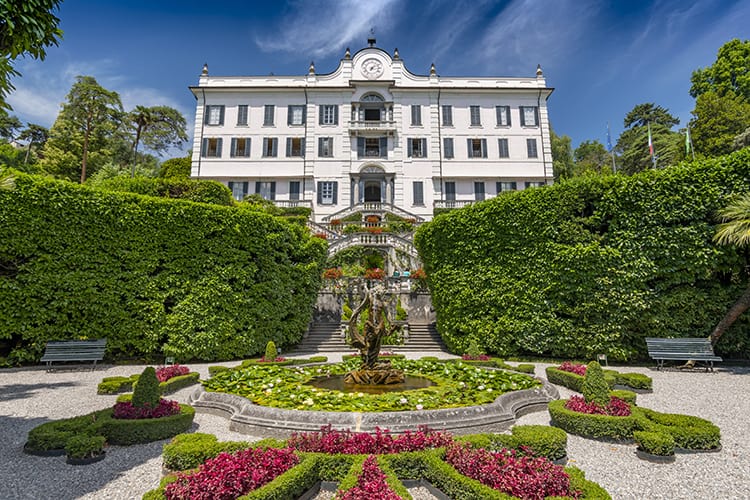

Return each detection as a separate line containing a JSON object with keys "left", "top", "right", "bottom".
{"left": 0, "top": 356, "right": 747, "bottom": 499}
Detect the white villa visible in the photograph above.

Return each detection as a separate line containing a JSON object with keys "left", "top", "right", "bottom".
{"left": 189, "top": 38, "right": 553, "bottom": 225}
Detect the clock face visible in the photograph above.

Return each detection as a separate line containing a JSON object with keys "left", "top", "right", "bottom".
{"left": 362, "top": 58, "right": 384, "bottom": 79}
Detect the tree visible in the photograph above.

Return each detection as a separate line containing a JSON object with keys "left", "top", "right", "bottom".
{"left": 708, "top": 193, "right": 750, "bottom": 347}
{"left": 159, "top": 157, "right": 191, "bottom": 179}
{"left": 0, "top": 113, "right": 22, "bottom": 141}
{"left": 573, "top": 140, "right": 612, "bottom": 176}
{"left": 550, "top": 128, "right": 574, "bottom": 181}
{"left": 127, "top": 105, "right": 188, "bottom": 175}
{"left": 0, "top": 0, "right": 63, "bottom": 109}
{"left": 690, "top": 90, "right": 750, "bottom": 157}
{"left": 616, "top": 103, "right": 682, "bottom": 175}
{"left": 41, "top": 76, "right": 123, "bottom": 183}
{"left": 690, "top": 39, "right": 750, "bottom": 100}
{"left": 16, "top": 123, "right": 48, "bottom": 164}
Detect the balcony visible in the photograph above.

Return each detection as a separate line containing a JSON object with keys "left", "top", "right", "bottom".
{"left": 273, "top": 199, "right": 313, "bottom": 209}
{"left": 433, "top": 200, "right": 475, "bottom": 210}
{"left": 349, "top": 120, "right": 397, "bottom": 136}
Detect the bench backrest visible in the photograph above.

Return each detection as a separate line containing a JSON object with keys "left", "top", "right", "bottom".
{"left": 43, "top": 339, "right": 107, "bottom": 356}
{"left": 645, "top": 337, "right": 715, "bottom": 355}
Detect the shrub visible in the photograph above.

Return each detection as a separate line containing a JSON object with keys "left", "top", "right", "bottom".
{"left": 634, "top": 430, "right": 675, "bottom": 456}
{"left": 264, "top": 340, "right": 278, "bottom": 361}
{"left": 164, "top": 447, "right": 299, "bottom": 499}
{"left": 337, "top": 455, "right": 404, "bottom": 500}
{"left": 515, "top": 364, "right": 536, "bottom": 374}
{"left": 634, "top": 407, "right": 721, "bottom": 450}
{"left": 97, "top": 375, "right": 137, "bottom": 394}
{"left": 558, "top": 361, "right": 587, "bottom": 376}
{"left": 548, "top": 400, "right": 638, "bottom": 441}
{"left": 133, "top": 367, "right": 161, "bottom": 408}
{"left": 564, "top": 395, "right": 631, "bottom": 417}
{"left": 163, "top": 433, "right": 252, "bottom": 471}
{"left": 445, "top": 443, "right": 576, "bottom": 499}
{"left": 609, "top": 389, "right": 637, "bottom": 405}
{"left": 97, "top": 176, "right": 234, "bottom": 205}
{"left": 613, "top": 372, "right": 652, "bottom": 391}
{"left": 581, "top": 361, "right": 610, "bottom": 407}
{"left": 102, "top": 404, "right": 195, "bottom": 445}
{"left": 156, "top": 364, "right": 190, "bottom": 383}
{"left": 112, "top": 399, "right": 181, "bottom": 419}
{"left": 208, "top": 365, "right": 231, "bottom": 377}
{"left": 64, "top": 435, "right": 106, "bottom": 459}
{"left": 308, "top": 355, "right": 328, "bottom": 363}
{"left": 286, "top": 425, "right": 453, "bottom": 455}
{"left": 159, "top": 372, "right": 200, "bottom": 394}
{"left": 458, "top": 426, "right": 568, "bottom": 461}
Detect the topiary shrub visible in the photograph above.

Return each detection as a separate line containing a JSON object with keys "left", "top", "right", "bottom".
{"left": 64, "top": 434, "right": 106, "bottom": 460}
{"left": 581, "top": 361, "right": 610, "bottom": 407}
{"left": 548, "top": 399, "right": 638, "bottom": 441}
{"left": 634, "top": 430, "right": 674, "bottom": 456}
{"left": 132, "top": 366, "right": 160, "bottom": 408}
{"left": 163, "top": 433, "right": 252, "bottom": 471}
{"left": 264, "top": 341, "right": 278, "bottom": 361}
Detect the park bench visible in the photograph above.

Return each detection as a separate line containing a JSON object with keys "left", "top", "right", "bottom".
{"left": 645, "top": 337, "right": 722, "bottom": 372}
{"left": 40, "top": 339, "right": 107, "bottom": 370}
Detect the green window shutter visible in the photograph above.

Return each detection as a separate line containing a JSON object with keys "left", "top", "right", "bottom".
{"left": 357, "top": 137, "right": 365, "bottom": 158}
{"left": 481, "top": 139, "right": 487, "bottom": 158}
{"left": 318, "top": 137, "right": 324, "bottom": 157}
{"left": 379, "top": 137, "right": 387, "bottom": 158}
{"left": 216, "top": 138, "right": 222, "bottom": 157}
{"left": 333, "top": 105, "right": 339, "bottom": 125}
{"left": 201, "top": 138, "right": 208, "bottom": 157}
{"left": 262, "top": 138, "right": 269, "bottom": 156}
{"left": 242, "top": 182, "right": 248, "bottom": 197}
{"left": 301, "top": 138, "right": 306, "bottom": 157}
{"left": 255, "top": 181, "right": 261, "bottom": 194}
{"left": 422, "top": 138, "right": 427, "bottom": 158}
{"left": 230, "top": 138, "right": 237, "bottom": 158}
{"left": 286, "top": 137, "right": 292, "bottom": 157}
{"left": 407, "top": 139, "right": 413, "bottom": 157}
{"left": 287, "top": 105, "right": 293, "bottom": 125}
{"left": 319, "top": 105, "right": 324, "bottom": 125}
{"left": 219, "top": 106, "right": 225, "bottom": 125}
{"left": 270, "top": 182, "right": 276, "bottom": 200}
{"left": 332, "top": 182, "right": 338, "bottom": 204}
{"left": 272, "top": 138, "right": 278, "bottom": 157}
{"left": 244, "top": 138, "right": 251, "bottom": 157}
{"left": 317, "top": 182, "right": 323, "bottom": 204}
{"left": 466, "top": 138, "right": 473, "bottom": 158}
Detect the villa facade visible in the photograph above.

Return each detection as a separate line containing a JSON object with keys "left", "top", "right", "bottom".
{"left": 189, "top": 39, "right": 553, "bottom": 223}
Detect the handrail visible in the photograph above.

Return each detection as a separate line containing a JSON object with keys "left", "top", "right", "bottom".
{"left": 322, "top": 202, "right": 425, "bottom": 223}
{"left": 327, "top": 232, "right": 420, "bottom": 258}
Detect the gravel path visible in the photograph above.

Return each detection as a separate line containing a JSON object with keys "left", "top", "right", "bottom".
{"left": 0, "top": 357, "right": 747, "bottom": 499}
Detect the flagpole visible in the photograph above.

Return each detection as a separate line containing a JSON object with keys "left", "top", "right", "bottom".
{"left": 607, "top": 122, "right": 616, "bottom": 173}
{"left": 687, "top": 123, "right": 696, "bottom": 161}
{"left": 648, "top": 121, "right": 656, "bottom": 168}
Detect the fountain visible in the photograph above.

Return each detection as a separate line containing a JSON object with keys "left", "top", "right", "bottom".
{"left": 343, "top": 284, "right": 405, "bottom": 386}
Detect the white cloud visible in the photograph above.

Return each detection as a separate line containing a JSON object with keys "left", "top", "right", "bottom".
{"left": 255, "top": 0, "right": 401, "bottom": 58}
{"left": 474, "top": 0, "right": 600, "bottom": 76}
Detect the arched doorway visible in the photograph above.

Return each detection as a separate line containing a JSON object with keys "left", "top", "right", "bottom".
{"left": 353, "top": 165, "right": 393, "bottom": 205}
{"left": 364, "top": 181, "right": 381, "bottom": 202}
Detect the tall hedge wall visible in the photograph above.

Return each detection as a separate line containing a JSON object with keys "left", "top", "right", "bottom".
{"left": 415, "top": 148, "right": 750, "bottom": 360}
{"left": 0, "top": 173, "right": 327, "bottom": 363}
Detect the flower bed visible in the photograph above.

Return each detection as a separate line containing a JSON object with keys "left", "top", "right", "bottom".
{"left": 338, "top": 455, "right": 403, "bottom": 500}
{"left": 202, "top": 358, "right": 540, "bottom": 412}
{"left": 97, "top": 371, "right": 199, "bottom": 395}
{"left": 156, "top": 364, "right": 190, "bottom": 383}
{"left": 564, "top": 395, "right": 631, "bottom": 417}
{"left": 286, "top": 425, "right": 452, "bottom": 455}
{"left": 113, "top": 399, "right": 181, "bottom": 419}
{"left": 445, "top": 443, "right": 578, "bottom": 499}
{"left": 546, "top": 365, "right": 652, "bottom": 392}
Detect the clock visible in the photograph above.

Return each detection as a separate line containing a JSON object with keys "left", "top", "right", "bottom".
{"left": 362, "top": 58, "right": 384, "bottom": 79}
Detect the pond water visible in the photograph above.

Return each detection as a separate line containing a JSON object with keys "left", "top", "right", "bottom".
{"left": 306, "top": 374, "right": 436, "bottom": 395}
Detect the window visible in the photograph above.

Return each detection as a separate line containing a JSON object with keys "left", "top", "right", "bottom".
{"left": 525, "top": 181, "right": 546, "bottom": 189}
{"left": 317, "top": 181, "right": 338, "bottom": 205}
{"left": 287, "top": 105, "right": 306, "bottom": 125}
{"left": 319, "top": 137, "right": 334, "bottom": 157}
{"left": 289, "top": 181, "right": 301, "bottom": 201}
{"left": 407, "top": 138, "right": 427, "bottom": 158}
{"left": 467, "top": 138, "right": 487, "bottom": 158}
{"left": 228, "top": 181, "right": 248, "bottom": 201}
{"left": 520, "top": 106, "right": 539, "bottom": 127}
{"left": 497, "top": 181, "right": 517, "bottom": 193}
{"left": 498, "top": 138, "right": 509, "bottom": 158}
{"left": 230, "top": 137, "right": 251, "bottom": 157}
{"left": 444, "top": 181, "right": 456, "bottom": 201}
{"left": 441, "top": 105, "right": 453, "bottom": 126}
{"left": 363, "top": 108, "right": 381, "bottom": 121}
{"left": 263, "top": 105, "right": 275, "bottom": 126}
{"left": 443, "top": 138, "right": 454, "bottom": 159}
{"left": 470, "top": 105, "right": 481, "bottom": 126}
{"left": 319, "top": 105, "right": 339, "bottom": 125}
{"left": 286, "top": 137, "right": 305, "bottom": 157}
{"left": 526, "top": 138, "right": 538, "bottom": 158}
{"left": 262, "top": 137, "right": 278, "bottom": 157}
{"left": 474, "top": 181, "right": 485, "bottom": 201}
{"left": 201, "top": 138, "right": 222, "bottom": 157}
{"left": 496, "top": 106, "right": 511, "bottom": 126}
{"left": 413, "top": 181, "right": 424, "bottom": 205}
{"left": 237, "top": 105, "right": 248, "bottom": 126}
{"left": 411, "top": 105, "right": 422, "bottom": 126}
{"left": 204, "top": 105, "right": 225, "bottom": 126}
{"left": 357, "top": 137, "right": 387, "bottom": 159}
{"left": 255, "top": 181, "right": 276, "bottom": 200}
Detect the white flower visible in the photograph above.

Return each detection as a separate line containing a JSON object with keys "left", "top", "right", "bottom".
{"left": 357, "top": 392, "right": 365, "bottom": 397}
{"left": 317, "top": 369, "right": 322, "bottom": 373}
{"left": 478, "top": 385, "right": 485, "bottom": 390}
{"left": 415, "top": 404, "right": 424, "bottom": 410}
{"left": 276, "top": 378, "right": 282, "bottom": 383}
{"left": 458, "top": 382, "right": 466, "bottom": 387}
{"left": 303, "top": 398, "right": 314, "bottom": 405}
{"left": 265, "top": 389, "right": 272, "bottom": 394}
{"left": 487, "top": 388, "right": 493, "bottom": 392}
{"left": 399, "top": 397, "right": 408, "bottom": 404}
{"left": 268, "top": 383, "right": 274, "bottom": 388}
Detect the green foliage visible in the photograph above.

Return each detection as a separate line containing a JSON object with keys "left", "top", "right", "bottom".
{"left": 128, "top": 105, "right": 188, "bottom": 158}
{"left": 208, "top": 365, "right": 231, "bottom": 377}
{"left": 97, "top": 375, "right": 138, "bottom": 394}
{"left": 97, "top": 372, "right": 198, "bottom": 395}
{"left": 465, "top": 339, "right": 485, "bottom": 358}
{"left": 690, "top": 39, "right": 750, "bottom": 100}
{"left": 395, "top": 296, "right": 407, "bottom": 321}
{"left": 264, "top": 340, "right": 277, "bottom": 360}
{"left": 634, "top": 407, "right": 721, "bottom": 450}
{"left": 634, "top": 430, "right": 674, "bottom": 456}
{"left": 613, "top": 372, "right": 652, "bottom": 391}
{"left": 581, "top": 361, "right": 610, "bottom": 406}
{"left": 102, "top": 404, "right": 195, "bottom": 445}
{"left": 457, "top": 425, "right": 567, "bottom": 461}
{"left": 160, "top": 372, "right": 200, "bottom": 394}
{"left": 548, "top": 400, "right": 638, "bottom": 440}
{"left": 0, "top": 0, "right": 62, "bottom": 109}
{"left": 158, "top": 157, "right": 191, "bottom": 179}
{"left": 308, "top": 355, "right": 328, "bottom": 363}
{"left": 550, "top": 128, "right": 574, "bottom": 181}
{"left": 415, "top": 148, "right": 750, "bottom": 360}
{"left": 574, "top": 140, "right": 613, "bottom": 177}
{"left": 609, "top": 389, "right": 637, "bottom": 405}
{"left": 64, "top": 434, "right": 105, "bottom": 459}
{"left": 690, "top": 90, "right": 750, "bottom": 157}
{"left": 0, "top": 173, "right": 326, "bottom": 363}
{"left": 162, "top": 433, "right": 252, "bottom": 471}
{"left": 132, "top": 367, "right": 160, "bottom": 408}
{"left": 94, "top": 176, "right": 233, "bottom": 205}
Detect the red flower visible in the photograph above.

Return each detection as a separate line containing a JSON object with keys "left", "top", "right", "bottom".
{"left": 364, "top": 268, "right": 385, "bottom": 280}
{"left": 155, "top": 364, "right": 190, "bottom": 382}
{"left": 314, "top": 232, "right": 328, "bottom": 239}
{"left": 338, "top": 455, "right": 401, "bottom": 500}
{"left": 411, "top": 268, "right": 427, "bottom": 280}
{"left": 564, "top": 395, "right": 631, "bottom": 416}
{"left": 558, "top": 361, "right": 587, "bottom": 376}
{"left": 113, "top": 399, "right": 181, "bottom": 419}
{"left": 323, "top": 267, "right": 344, "bottom": 279}
{"left": 286, "top": 425, "right": 453, "bottom": 455}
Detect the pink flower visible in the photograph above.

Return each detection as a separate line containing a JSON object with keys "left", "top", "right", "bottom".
{"left": 564, "top": 395, "right": 631, "bottom": 416}
{"left": 558, "top": 362, "right": 587, "bottom": 376}
{"left": 155, "top": 364, "right": 190, "bottom": 382}
{"left": 112, "top": 399, "right": 181, "bottom": 419}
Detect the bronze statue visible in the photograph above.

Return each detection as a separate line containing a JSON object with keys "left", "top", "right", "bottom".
{"left": 344, "top": 284, "right": 405, "bottom": 385}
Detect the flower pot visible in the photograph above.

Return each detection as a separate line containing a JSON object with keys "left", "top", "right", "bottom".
{"left": 635, "top": 448, "right": 675, "bottom": 464}
{"left": 66, "top": 451, "right": 106, "bottom": 466}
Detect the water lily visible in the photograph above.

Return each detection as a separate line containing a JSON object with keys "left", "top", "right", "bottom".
{"left": 303, "top": 398, "right": 314, "bottom": 406}
{"left": 399, "top": 397, "right": 408, "bottom": 404}
{"left": 478, "top": 385, "right": 485, "bottom": 390}
{"left": 416, "top": 404, "right": 424, "bottom": 410}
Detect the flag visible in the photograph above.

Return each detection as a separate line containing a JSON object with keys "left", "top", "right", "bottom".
{"left": 606, "top": 122, "right": 613, "bottom": 151}
{"left": 647, "top": 122, "right": 654, "bottom": 157}
{"left": 685, "top": 126, "right": 691, "bottom": 154}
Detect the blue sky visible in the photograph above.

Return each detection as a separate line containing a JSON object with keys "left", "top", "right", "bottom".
{"left": 7, "top": 0, "right": 750, "bottom": 154}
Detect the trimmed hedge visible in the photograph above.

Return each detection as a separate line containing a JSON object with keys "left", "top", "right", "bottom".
{"left": 415, "top": 149, "right": 750, "bottom": 360}
{"left": 548, "top": 400, "right": 638, "bottom": 441}
{"left": 456, "top": 425, "right": 567, "bottom": 461}
{"left": 162, "top": 433, "right": 252, "bottom": 471}
{"left": 634, "top": 430, "right": 675, "bottom": 456}
{"left": 101, "top": 404, "right": 195, "bottom": 445}
{"left": 95, "top": 176, "right": 234, "bottom": 206}
{"left": 0, "top": 173, "right": 326, "bottom": 363}
{"left": 336, "top": 455, "right": 413, "bottom": 500}
{"left": 546, "top": 367, "right": 652, "bottom": 392}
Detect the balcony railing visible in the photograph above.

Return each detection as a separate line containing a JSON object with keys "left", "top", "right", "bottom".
{"left": 433, "top": 200, "right": 475, "bottom": 210}
{"left": 349, "top": 120, "right": 397, "bottom": 135}
{"left": 273, "top": 199, "right": 313, "bottom": 209}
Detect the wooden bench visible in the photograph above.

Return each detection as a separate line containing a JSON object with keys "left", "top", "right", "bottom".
{"left": 40, "top": 339, "right": 107, "bottom": 370}
{"left": 645, "top": 337, "right": 722, "bottom": 372}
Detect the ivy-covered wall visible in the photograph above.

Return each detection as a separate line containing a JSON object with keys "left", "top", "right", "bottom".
{"left": 0, "top": 173, "right": 327, "bottom": 363}
{"left": 415, "top": 148, "right": 750, "bottom": 360}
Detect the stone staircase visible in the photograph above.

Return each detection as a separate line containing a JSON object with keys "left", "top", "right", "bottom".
{"left": 291, "top": 321, "right": 448, "bottom": 354}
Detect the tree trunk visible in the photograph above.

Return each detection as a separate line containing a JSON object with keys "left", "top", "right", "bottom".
{"left": 24, "top": 141, "right": 33, "bottom": 164}
{"left": 131, "top": 124, "right": 143, "bottom": 177}
{"left": 708, "top": 282, "right": 750, "bottom": 346}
